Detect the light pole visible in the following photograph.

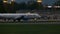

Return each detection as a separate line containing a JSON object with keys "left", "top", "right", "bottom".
{"left": 10, "top": 0, "right": 15, "bottom": 13}
{"left": 3, "top": 0, "right": 8, "bottom": 13}
{"left": 36, "top": 0, "right": 42, "bottom": 10}
{"left": 37, "top": 0, "right": 42, "bottom": 4}
{"left": 3, "top": 0, "right": 15, "bottom": 13}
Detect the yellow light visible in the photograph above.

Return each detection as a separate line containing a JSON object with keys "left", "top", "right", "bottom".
{"left": 3, "top": 1, "right": 7, "bottom": 3}
{"left": 37, "top": 1, "right": 42, "bottom": 2}
{"left": 3, "top": 0, "right": 8, "bottom": 3}
{"left": 11, "top": 0, "right": 15, "bottom": 1}
{"left": 37, "top": 0, "right": 42, "bottom": 3}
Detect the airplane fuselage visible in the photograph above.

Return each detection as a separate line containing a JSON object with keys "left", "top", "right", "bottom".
{"left": 0, "top": 13, "right": 41, "bottom": 21}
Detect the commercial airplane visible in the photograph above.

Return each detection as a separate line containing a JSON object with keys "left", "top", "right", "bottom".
{"left": 0, "top": 13, "right": 41, "bottom": 21}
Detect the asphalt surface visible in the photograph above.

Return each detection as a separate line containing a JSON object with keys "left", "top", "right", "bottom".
{"left": 0, "top": 19, "right": 60, "bottom": 24}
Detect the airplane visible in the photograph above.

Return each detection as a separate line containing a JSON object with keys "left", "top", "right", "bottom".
{"left": 0, "top": 13, "right": 41, "bottom": 21}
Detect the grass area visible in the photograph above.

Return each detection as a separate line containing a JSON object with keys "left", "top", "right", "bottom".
{"left": 0, "top": 24, "right": 60, "bottom": 34}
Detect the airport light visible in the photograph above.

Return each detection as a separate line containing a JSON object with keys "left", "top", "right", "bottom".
{"left": 54, "top": 6, "right": 60, "bottom": 8}
{"left": 3, "top": 0, "right": 8, "bottom": 3}
{"left": 9, "top": 0, "right": 15, "bottom": 4}
{"left": 3, "top": 1, "right": 7, "bottom": 3}
{"left": 47, "top": 6, "right": 52, "bottom": 8}
{"left": 37, "top": 0, "right": 42, "bottom": 3}
{"left": 37, "top": 0, "right": 42, "bottom": 6}
{"left": 10, "top": 0, "right": 15, "bottom": 4}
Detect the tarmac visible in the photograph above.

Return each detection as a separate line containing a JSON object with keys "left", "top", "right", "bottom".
{"left": 0, "top": 19, "right": 60, "bottom": 24}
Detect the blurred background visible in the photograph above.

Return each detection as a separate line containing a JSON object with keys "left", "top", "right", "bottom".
{"left": 0, "top": 0, "right": 60, "bottom": 19}
{"left": 0, "top": 0, "right": 60, "bottom": 13}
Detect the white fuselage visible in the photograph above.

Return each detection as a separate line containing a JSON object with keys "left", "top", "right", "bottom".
{"left": 0, "top": 13, "right": 41, "bottom": 20}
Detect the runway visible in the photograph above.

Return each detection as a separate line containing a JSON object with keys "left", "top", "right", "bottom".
{"left": 0, "top": 19, "right": 60, "bottom": 24}
{"left": 0, "top": 21, "right": 60, "bottom": 24}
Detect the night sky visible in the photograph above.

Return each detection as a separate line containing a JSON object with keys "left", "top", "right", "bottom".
{"left": 5, "top": 0, "right": 58, "bottom": 5}
{"left": 14, "top": 0, "right": 58, "bottom": 5}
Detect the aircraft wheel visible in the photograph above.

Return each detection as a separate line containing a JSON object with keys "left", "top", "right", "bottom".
{"left": 34, "top": 18, "right": 37, "bottom": 21}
